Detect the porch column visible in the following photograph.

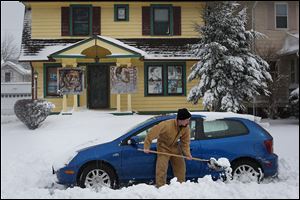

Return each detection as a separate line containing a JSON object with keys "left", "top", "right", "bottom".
{"left": 72, "top": 63, "right": 78, "bottom": 111}
{"left": 126, "top": 63, "right": 132, "bottom": 112}
{"left": 116, "top": 63, "right": 122, "bottom": 112}
{"left": 62, "top": 63, "right": 68, "bottom": 112}
{"left": 117, "top": 94, "right": 121, "bottom": 112}
{"left": 115, "top": 59, "right": 133, "bottom": 112}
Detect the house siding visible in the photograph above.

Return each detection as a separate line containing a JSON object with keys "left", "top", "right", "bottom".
{"left": 245, "top": 1, "right": 299, "bottom": 109}
{"left": 29, "top": 2, "right": 203, "bottom": 39}
{"left": 32, "top": 60, "right": 202, "bottom": 112}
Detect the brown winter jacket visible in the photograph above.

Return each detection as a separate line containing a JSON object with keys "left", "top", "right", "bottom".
{"left": 144, "top": 119, "right": 191, "bottom": 157}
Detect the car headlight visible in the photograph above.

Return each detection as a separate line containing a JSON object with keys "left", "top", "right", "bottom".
{"left": 53, "top": 151, "right": 78, "bottom": 170}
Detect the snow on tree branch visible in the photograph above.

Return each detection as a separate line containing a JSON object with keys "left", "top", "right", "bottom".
{"left": 187, "top": 1, "right": 272, "bottom": 112}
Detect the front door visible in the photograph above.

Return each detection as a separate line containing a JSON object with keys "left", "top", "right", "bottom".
{"left": 87, "top": 65, "right": 109, "bottom": 109}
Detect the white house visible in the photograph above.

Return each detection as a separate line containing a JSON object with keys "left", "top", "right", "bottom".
{"left": 1, "top": 61, "right": 32, "bottom": 115}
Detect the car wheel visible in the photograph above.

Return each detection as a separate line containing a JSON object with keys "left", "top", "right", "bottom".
{"left": 231, "top": 160, "right": 263, "bottom": 183}
{"left": 79, "top": 163, "right": 118, "bottom": 190}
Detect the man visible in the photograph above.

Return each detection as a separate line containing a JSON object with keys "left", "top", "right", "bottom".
{"left": 143, "top": 108, "right": 192, "bottom": 188}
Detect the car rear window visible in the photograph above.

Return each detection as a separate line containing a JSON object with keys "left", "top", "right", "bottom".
{"left": 203, "top": 119, "right": 248, "bottom": 139}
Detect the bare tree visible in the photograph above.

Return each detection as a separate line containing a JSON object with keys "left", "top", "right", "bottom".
{"left": 1, "top": 33, "right": 19, "bottom": 62}
{"left": 257, "top": 46, "right": 288, "bottom": 119}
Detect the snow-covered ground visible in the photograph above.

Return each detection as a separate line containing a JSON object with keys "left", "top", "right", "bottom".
{"left": 1, "top": 110, "right": 299, "bottom": 199}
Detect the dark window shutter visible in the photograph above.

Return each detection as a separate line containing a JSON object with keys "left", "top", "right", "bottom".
{"left": 142, "top": 7, "right": 151, "bottom": 35}
{"left": 61, "top": 7, "right": 70, "bottom": 36}
{"left": 92, "top": 7, "right": 101, "bottom": 35}
{"left": 173, "top": 6, "right": 181, "bottom": 35}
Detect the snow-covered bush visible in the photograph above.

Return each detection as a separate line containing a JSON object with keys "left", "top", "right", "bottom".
{"left": 14, "top": 99, "right": 55, "bottom": 130}
{"left": 289, "top": 87, "right": 299, "bottom": 118}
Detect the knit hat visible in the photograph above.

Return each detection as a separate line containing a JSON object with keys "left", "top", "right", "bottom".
{"left": 177, "top": 108, "right": 191, "bottom": 120}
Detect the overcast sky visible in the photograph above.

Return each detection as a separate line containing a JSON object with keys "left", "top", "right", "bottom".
{"left": 1, "top": 1, "right": 25, "bottom": 51}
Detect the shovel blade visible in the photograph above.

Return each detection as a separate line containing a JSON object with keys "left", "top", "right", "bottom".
{"left": 207, "top": 158, "right": 226, "bottom": 171}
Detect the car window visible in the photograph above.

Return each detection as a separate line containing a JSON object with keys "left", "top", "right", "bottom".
{"left": 135, "top": 125, "right": 158, "bottom": 144}
{"left": 133, "top": 119, "right": 196, "bottom": 144}
{"left": 203, "top": 119, "right": 248, "bottom": 139}
{"left": 190, "top": 120, "right": 196, "bottom": 140}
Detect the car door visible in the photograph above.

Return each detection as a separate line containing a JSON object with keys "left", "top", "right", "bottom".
{"left": 120, "top": 122, "right": 160, "bottom": 183}
{"left": 185, "top": 117, "right": 209, "bottom": 180}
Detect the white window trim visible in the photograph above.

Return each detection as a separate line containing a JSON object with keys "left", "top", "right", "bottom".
{"left": 274, "top": 2, "right": 288, "bottom": 30}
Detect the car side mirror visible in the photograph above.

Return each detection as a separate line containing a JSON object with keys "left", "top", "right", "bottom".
{"left": 128, "top": 136, "right": 142, "bottom": 146}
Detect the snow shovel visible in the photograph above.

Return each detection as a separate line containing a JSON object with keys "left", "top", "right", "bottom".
{"left": 137, "top": 148, "right": 225, "bottom": 172}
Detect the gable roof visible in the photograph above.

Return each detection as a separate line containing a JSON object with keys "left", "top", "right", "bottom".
{"left": 1, "top": 61, "right": 31, "bottom": 75}
{"left": 49, "top": 35, "right": 147, "bottom": 59}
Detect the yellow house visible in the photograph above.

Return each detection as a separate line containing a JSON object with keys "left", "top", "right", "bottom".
{"left": 19, "top": 1, "right": 205, "bottom": 113}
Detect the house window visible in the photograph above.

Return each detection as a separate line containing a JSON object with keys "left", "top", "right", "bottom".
{"left": 114, "top": 4, "right": 129, "bottom": 21}
{"left": 167, "top": 66, "right": 183, "bottom": 94}
{"left": 148, "top": 65, "right": 163, "bottom": 95}
{"left": 46, "top": 66, "right": 59, "bottom": 96}
{"left": 275, "top": 3, "right": 288, "bottom": 29}
{"left": 5, "top": 72, "right": 11, "bottom": 82}
{"left": 153, "top": 7, "right": 171, "bottom": 35}
{"left": 71, "top": 6, "right": 91, "bottom": 36}
{"left": 146, "top": 63, "right": 185, "bottom": 96}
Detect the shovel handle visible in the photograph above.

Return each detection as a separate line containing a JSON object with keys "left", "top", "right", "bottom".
{"left": 137, "top": 148, "right": 209, "bottom": 162}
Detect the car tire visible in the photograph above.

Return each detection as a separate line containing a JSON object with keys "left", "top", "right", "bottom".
{"left": 231, "top": 159, "right": 263, "bottom": 183}
{"left": 79, "top": 163, "right": 118, "bottom": 190}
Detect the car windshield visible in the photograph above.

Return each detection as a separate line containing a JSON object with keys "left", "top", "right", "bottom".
{"left": 124, "top": 117, "right": 155, "bottom": 134}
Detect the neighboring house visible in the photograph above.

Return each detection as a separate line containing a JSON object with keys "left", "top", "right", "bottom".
{"left": 19, "top": 1, "right": 205, "bottom": 113}
{"left": 1, "top": 61, "right": 32, "bottom": 115}
{"left": 1, "top": 61, "right": 31, "bottom": 82}
{"left": 243, "top": 1, "right": 299, "bottom": 116}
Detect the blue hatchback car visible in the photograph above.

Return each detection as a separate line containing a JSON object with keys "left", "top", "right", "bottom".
{"left": 53, "top": 113, "right": 278, "bottom": 189}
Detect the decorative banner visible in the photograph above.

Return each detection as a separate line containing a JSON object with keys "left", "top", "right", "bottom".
{"left": 58, "top": 68, "right": 84, "bottom": 95}
{"left": 110, "top": 66, "right": 137, "bottom": 94}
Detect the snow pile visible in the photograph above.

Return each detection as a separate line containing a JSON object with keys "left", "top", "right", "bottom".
{"left": 1, "top": 111, "right": 299, "bottom": 198}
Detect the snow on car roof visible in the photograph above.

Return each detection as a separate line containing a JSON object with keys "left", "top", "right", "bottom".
{"left": 191, "top": 112, "right": 261, "bottom": 122}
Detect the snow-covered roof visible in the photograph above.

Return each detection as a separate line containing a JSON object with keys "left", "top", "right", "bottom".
{"left": 277, "top": 32, "right": 299, "bottom": 55}
{"left": 98, "top": 36, "right": 147, "bottom": 56}
{"left": 1, "top": 61, "right": 31, "bottom": 75}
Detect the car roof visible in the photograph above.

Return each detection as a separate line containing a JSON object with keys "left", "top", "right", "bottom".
{"left": 154, "top": 112, "right": 260, "bottom": 122}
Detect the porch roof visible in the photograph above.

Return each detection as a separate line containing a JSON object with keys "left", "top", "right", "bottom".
{"left": 277, "top": 32, "right": 299, "bottom": 56}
